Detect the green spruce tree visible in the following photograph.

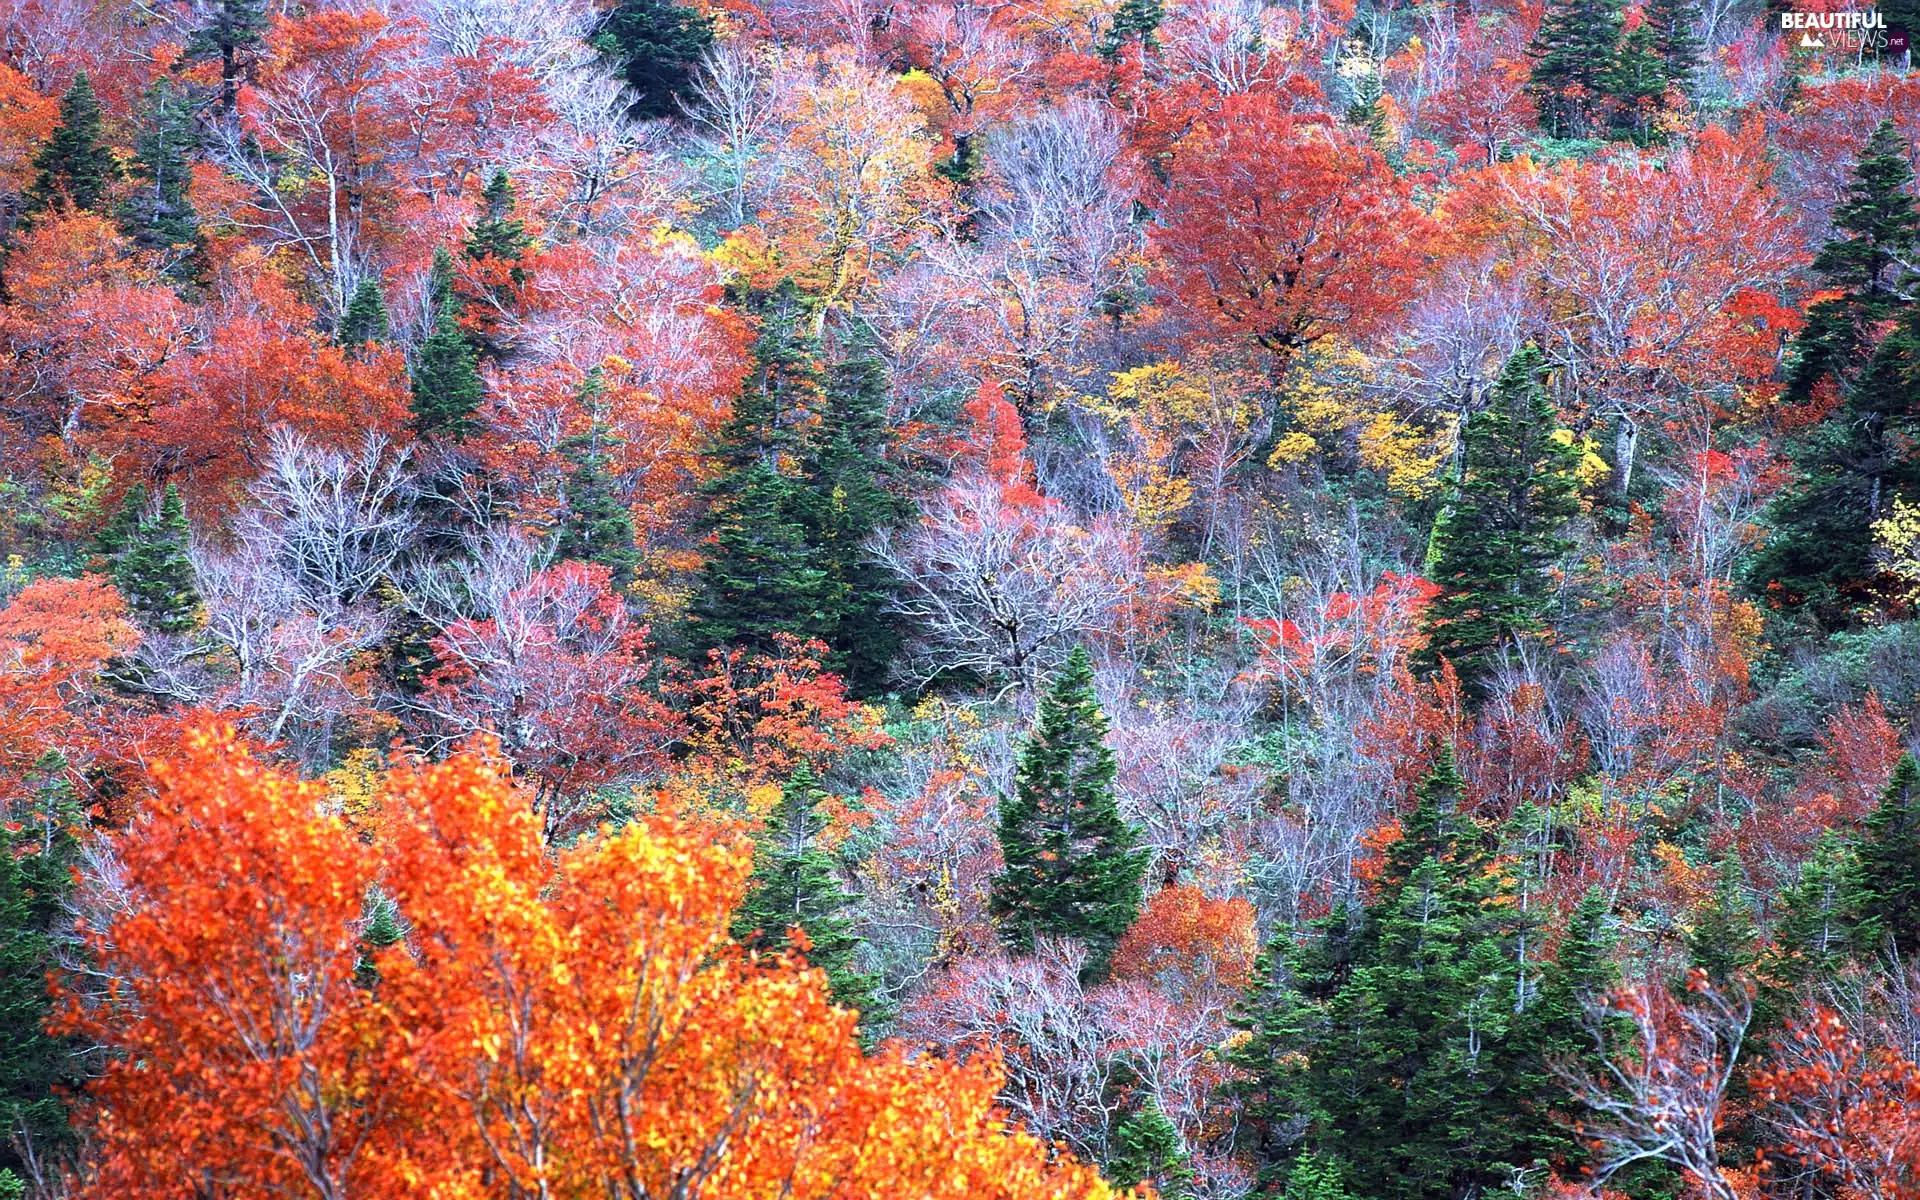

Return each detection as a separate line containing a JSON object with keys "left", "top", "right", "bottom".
{"left": 555, "top": 372, "right": 640, "bottom": 590}
{"left": 410, "top": 248, "right": 486, "bottom": 440}
{"left": 337, "top": 274, "right": 391, "bottom": 349}
{"left": 1528, "top": 0, "right": 1625, "bottom": 137}
{"left": 185, "top": 0, "right": 269, "bottom": 114}
{"left": 1645, "top": 0, "right": 1701, "bottom": 95}
{"left": 1098, "top": 0, "right": 1165, "bottom": 59}
{"left": 0, "top": 756, "right": 86, "bottom": 1182}
{"left": 1107, "top": 1100, "right": 1194, "bottom": 1199}
{"left": 1417, "top": 345, "right": 1584, "bottom": 697}
{"left": 731, "top": 764, "right": 880, "bottom": 1018}
{"left": 22, "top": 72, "right": 119, "bottom": 224}
{"left": 1850, "top": 750, "right": 1920, "bottom": 958}
{"left": 120, "top": 81, "right": 206, "bottom": 287}
{"left": 114, "top": 483, "right": 200, "bottom": 636}
{"left": 591, "top": 0, "right": 716, "bottom": 121}
{"left": 1607, "top": 20, "right": 1668, "bottom": 144}
{"left": 989, "top": 646, "right": 1147, "bottom": 981}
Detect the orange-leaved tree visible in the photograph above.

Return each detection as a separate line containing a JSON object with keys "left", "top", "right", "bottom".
{"left": 65, "top": 723, "right": 1134, "bottom": 1200}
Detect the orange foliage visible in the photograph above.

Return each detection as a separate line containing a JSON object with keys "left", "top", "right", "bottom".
{"left": 67, "top": 724, "right": 1130, "bottom": 1200}
{"left": 1111, "top": 885, "right": 1258, "bottom": 995}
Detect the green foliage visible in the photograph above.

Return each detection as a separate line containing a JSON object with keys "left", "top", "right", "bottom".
{"left": 1851, "top": 751, "right": 1920, "bottom": 958}
{"left": 1282, "top": 1153, "right": 1356, "bottom": 1200}
{"left": 1098, "top": 0, "right": 1165, "bottom": 59}
{"left": 22, "top": 72, "right": 119, "bottom": 224}
{"left": 120, "top": 81, "right": 206, "bottom": 288}
{"left": 556, "top": 374, "right": 640, "bottom": 590}
{"left": 464, "top": 171, "right": 530, "bottom": 278}
{"left": 0, "top": 756, "right": 86, "bottom": 1180}
{"left": 1527, "top": 0, "right": 1623, "bottom": 137}
{"left": 1686, "top": 860, "right": 1759, "bottom": 991}
{"left": 113, "top": 483, "right": 201, "bottom": 636}
{"left": 337, "top": 275, "right": 391, "bottom": 349}
{"left": 1106, "top": 1100, "right": 1193, "bottom": 1199}
{"left": 411, "top": 248, "right": 486, "bottom": 441}
{"left": 686, "top": 458, "right": 842, "bottom": 657}
{"left": 731, "top": 765, "right": 880, "bottom": 1019}
{"left": 989, "top": 647, "right": 1147, "bottom": 982}
{"left": 185, "top": 0, "right": 268, "bottom": 111}
{"left": 1417, "top": 345, "right": 1583, "bottom": 696}
{"left": 591, "top": 0, "right": 715, "bottom": 122}
{"left": 1644, "top": 0, "right": 1701, "bottom": 94}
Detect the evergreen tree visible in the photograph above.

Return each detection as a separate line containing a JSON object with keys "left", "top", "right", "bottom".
{"left": 1416, "top": 345, "right": 1583, "bottom": 697}
{"left": 1645, "top": 0, "right": 1702, "bottom": 95}
{"left": 94, "top": 484, "right": 149, "bottom": 565}
{"left": 989, "top": 647, "right": 1147, "bottom": 982}
{"left": 731, "top": 765, "right": 880, "bottom": 1018}
{"left": 591, "top": 0, "right": 716, "bottom": 121}
{"left": 1746, "top": 299, "right": 1920, "bottom": 626}
{"left": 464, "top": 170, "right": 530, "bottom": 280}
{"left": 337, "top": 275, "right": 390, "bottom": 349}
{"left": 1783, "top": 120, "right": 1919, "bottom": 407}
{"left": 1850, "top": 751, "right": 1920, "bottom": 958}
{"left": 1282, "top": 1154, "right": 1357, "bottom": 1200}
{"left": 0, "top": 756, "right": 86, "bottom": 1182}
{"left": 1344, "top": 67, "right": 1389, "bottom": 142}
{"left": 797, "top": 335, "right": 910, "bottom": 696}
{"left": 1107, "top": 1100, "right": 1194, "bottom": 1199}
{"left": 1510, "top": 885, "right": 1620, "bottom": 1174}
{"left": 1097, "top": 0, "right": 1165, "bottom": 59}
{"left": 354, "top": 892, "right": 404, "bottom": 991}
{"left": 120, "top": 81, "right": 206, "bottom": 287}
{"left": 1773, "top": 831, "right": 1857, "bottom": 976}
{"left": 22, "top": 73, "right": 119, "bottom": 224}
{"left": 114, "top": 483, "right": 200, "bottom": 636}
{"left": 185, "top": 0, "right": 269, "bottom": 114}
{"left": 1527, "top": 0, "right": 1625, "bottom": 137}
{"left": 555, "top": 372, "right": 640, "bottom": 590}
{"left": 1685, "top": 860, "right": 1759, "bottom": 992}
{"left": 1606, "top": 20, "right": 1667, "bottom": 144}
{"left": 410, "top": 248, "right": 486, "bottom": 440}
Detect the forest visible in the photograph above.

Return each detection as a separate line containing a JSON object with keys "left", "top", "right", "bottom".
{"left": 0, "top": 0, "right": 1915, "bottom": 1196}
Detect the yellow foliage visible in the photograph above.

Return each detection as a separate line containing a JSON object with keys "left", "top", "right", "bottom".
{"left": 324, "top": 748, "right": 385, "bottom": 829}
{"left": 1873, "top": 498, "right": 1920, "bottom": 604}
{"left": 1096, "top": 359, "right": 1264, "bottom": 534}
{"left": 1268, "top": 341, "right": 1448, "bottom": 498}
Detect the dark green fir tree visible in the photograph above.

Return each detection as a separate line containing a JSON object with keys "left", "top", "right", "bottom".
{"left": 555, "top": 373, "right": 640, "bottom": 590}
{"left": 1607, "top": 20, "right": 1668, "bottom": 144}
{"left": 464, "top": 170, "right": 531, "bottom": 279}
{"left": 1282, "top": 1154, "right": 1357, "bottom": 1200}
{"left": 410, "top": 248, "right": 486, "bottom": 440}
{"left": 22, "top": 72, "right": 119, "bottom": 224}
{"left": 0, "top": 755, "right": 86, "bottom": 1183}
{"left": 989, "top": 646, "right": 1147, "bottom": 982}
{"left": 1098, "top": 0, "right": 1165, "bottom": 59}
{"left": 1645, "top": 0, "right": 1702, "bottom": 95}
{"left": 93, "top": 483, "right": 149, "bottom": 565}
{"left": 1107, "top": 1100, "right": 1194, "bottom": 1199}
{"left": 114, "top": 483, "right": 200, "bottom": 636}
{"left": 337, "top": 274, "right": 391, "bottom": 349}
{"left": 1850, "top": 750, "right": 1920, "bottom": 958}
{"left": 120, "top": 81, "right": 206, "bottom": 287}
{"left": 592, "top": 0, "right": 716, "bottom": 121}
{"left": 1417, "top": 345, "right": 1583, "bottom": 698}
{"left": 1527, "top": 0, "right": 1624, "bottom": 137}
{"left": 1686, "top": 860, "right": 1760, "bottom": 992}
{"left": 185, "top": 0, "right": 269, "bottom": 113}
{"left": 730, "top": 764, "right": 880, "bottom": 1017}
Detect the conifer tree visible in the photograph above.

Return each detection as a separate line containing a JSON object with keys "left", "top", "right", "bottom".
{"left": 1773, "top": 831, "right": 1857, "bottom": 977}
{"left": 1527, "top": 0, "right": 1624, "bottom": 137}
{"left": 1509, "top": 885, "right": 1620, "bottom": 1172}
{"left": 410, "top": 248, "right": 486, "bottom": 441}
{"left": 1645, "top": 0, "right": 1702, "bottom": 94}
{"left": 989, "top": 646, "right": 1147, "bottom": 982}
{"left": 1783, "top": 120, "right": 1919, "bottom": 407}
{"left": 1850, "top": 751, "right": 1920, "bottom": 958}
{"left": 1344, "top": 67, "right": 1389, "bottom": 142}
{"left": 1282, "top": 1154, "right": 1357, "bottom": 1200}
{"left": 1686, "top": 860, "right": 1759, "bottom": 991}
{"left": 185, "top": 0, "right": 269, "bottom": 113}
{"left": 120, "top": 81, "right": 205, "bottom": 287}
{"left": 22, "top": 73, "right": 119, "bottom": 224}
{"left": 731, "top": 765, "right": 880, "bottom": 1018}
{"left": 337, "top": 275, "right": 390, "bottom": 349}
{"left": 464, "top": 171, "right": 530, "bottom": 280}
{"left": 591, "top": 0, "right": 715, "bottom": 121}
{"left": 0, "top": 756, "right": 85, "bottom": 1183}
{"left": 1098, "top": 0, "right": 1165, "bottom": 59}
{"left": 798, "top": 336, "right": 910, "bottom": 696}
{"left": 556, "top": 374, "right": 639, "bottom": 590}
{"left": 1417, "top": 345, "right": 1583, "bottom": 697}
{"left": 1607, "top": 20, "right": 1667, "bottom": 144}
{"left": 114, "top": 483, "right": 200, "bottom": 636}
{"left": 94, "top": 484, "right": 148, "bottom": 565}
{"left": 1107, "top": 1101, "right": 1193, "bottom": 1199}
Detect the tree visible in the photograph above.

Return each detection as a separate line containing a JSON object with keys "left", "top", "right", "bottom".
{"left": 555, "top": 374, "right": 640, "bottom": 591}
{"left": 113, "top": 484, "right": 201, "bottom": 636}
{"left": 336, "top": 275, "right": 390, "bottom": 349}
{"left": 1851, "top": 750, "right": 1920, "bottom": 958}
{"left": 67, "top": 725, "right": 1129, "bottom": 1200}
{"left": 1097, "top": 0, "right": 1165, "bottom": 60}
{"left": 989, "top": 646, "right": 1147, "bottom": 981}
{"left": 119, "top": 81, "right": 205, "bottom": 287}
{"left": 731, "top": 764, "right": 880, "bottom": 1019}
{"left": 1645, "top": 0, "right": 1702, "bottom": 95}
{"left": 185, "top": 0, "right": 269, "bottom": 113}
{"left": 592, "top": 0, "right": 715, "bottom": 121}
{"left": 1107, "top": 1100, "right": 1192, "bottom": 1199}
{"left": 1528, "top": 0, "right": 1624, "bottom": 137}
{"left": 460, "top": 170, "right": 530, "bottom": 361}
{"left": 21, "top": 73, "right": 118, "bottom": 224}
{"left": 0, "top": 755, "right": 84, "bottom": 1184}
{"left": 410, "top": 248, "right": 486, "bottom": 440}
{"left": 1416, "top": 345, "right": 1583, "bottom": 697}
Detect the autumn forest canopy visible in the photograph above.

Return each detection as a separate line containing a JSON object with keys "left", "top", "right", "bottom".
{"left": 4, "top": 0, "right": 1920, "bottom": 1197}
